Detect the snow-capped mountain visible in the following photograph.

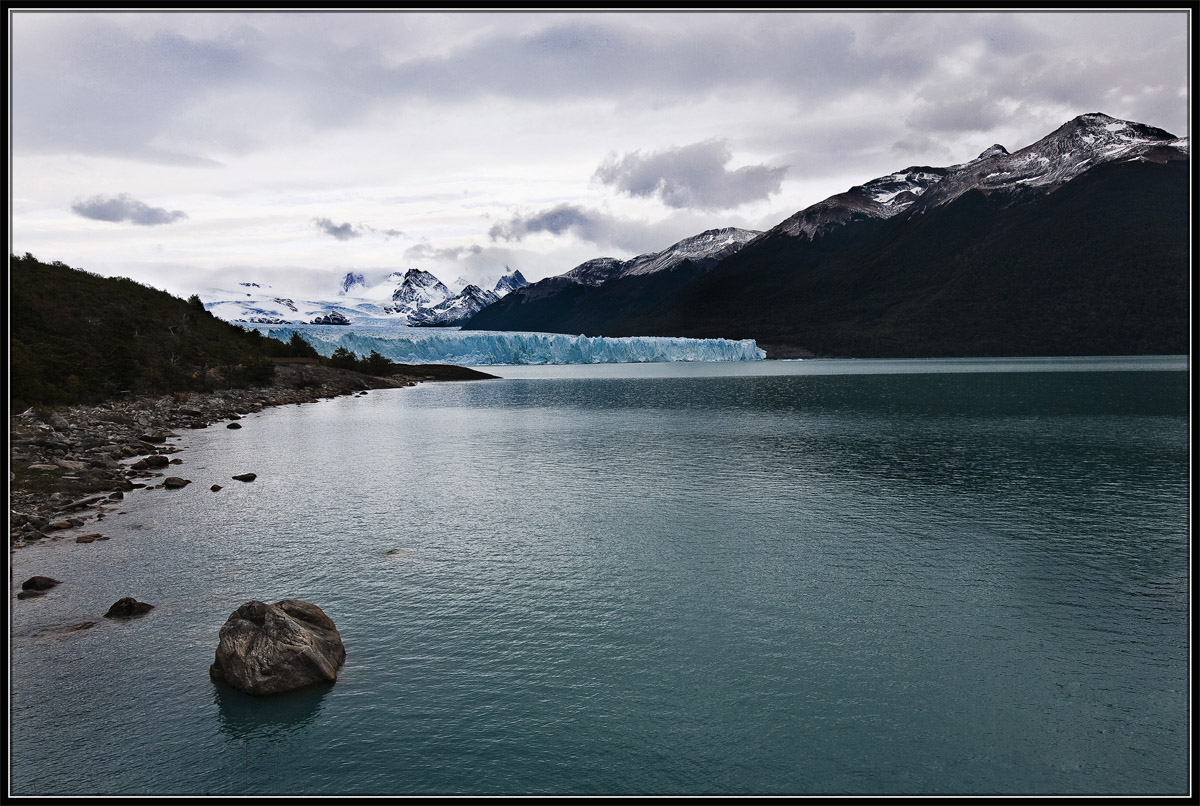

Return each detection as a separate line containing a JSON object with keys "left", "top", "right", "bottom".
{"left": 338, "top": 272, "right": 367, "bottom": 295}
{"left": 463, "top": 227, "right": 763, "bottom": 332}
{"left": 773, "top": 112, "right": 1186, "bottom": 241}
{"left": 492, "top": 268, "right": 530, "bottom": 296}
{"left": 409, "top": 284, "right": 500, "bottom": 326}
{"left": 620, "top": 228, "right": 761, "bottom": 278}
{"left": 384, "top": 269, "right": 452, "bottom": 314}
{"left": 909, "top": 112, "right": 1187, "bottom": 212}
{"left": 554, "top": 228, "right": 762, "bottom": 286}
{"left": 563, "top": 257, "right": 628, "bottom": 287}
{"left": 201, "top": 264, "right": 528, "bottom": 327}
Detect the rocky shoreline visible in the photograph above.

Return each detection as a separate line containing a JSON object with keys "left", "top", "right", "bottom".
{"left": 10, "top": 362, "right": 493, "bottom": 551}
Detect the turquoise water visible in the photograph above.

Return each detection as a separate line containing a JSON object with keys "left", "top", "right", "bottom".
{"left": 9, "top": 357, "right": 1190, "bottom": 795}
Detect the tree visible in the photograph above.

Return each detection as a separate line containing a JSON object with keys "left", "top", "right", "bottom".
{"left": 362, "top": 349, "right": 395, "bottom": 376}
{"left": 329, "top": 346, "right": 359, "bottom": 369}
{"left": 288, "top": 332, "right": 319, "bottom": 358}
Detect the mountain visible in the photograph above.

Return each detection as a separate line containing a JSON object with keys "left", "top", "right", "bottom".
{"left": 383, "top": 269, "right": 452, "bottom": 314}
{"left": 201, "top": 265, "right": 527, "bottom": 327}
{"left": 466, "top": 113, "right": 1189, "bottom": 357}
{"left": 464, "top": 227, "right": 760, "bottom": 333}
{"left": 409, "top": 284, "right": 500, "bottom": 326}
{"left": 10, "top": 253, "right": 288, "bottom": 407}
{"left": 492, "top": 268, "right": 530, "bottom": 296}
{"left": 338, "top": 272, "right": 367, "bottom": 295}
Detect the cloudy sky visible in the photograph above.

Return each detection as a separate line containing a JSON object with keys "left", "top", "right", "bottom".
{"left": 9, "top": 9, "right": 1191, "bottom": 299}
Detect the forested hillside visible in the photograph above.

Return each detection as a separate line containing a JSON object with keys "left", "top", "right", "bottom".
{"left": 10, "top": 254, "right": 293, "bottom": 408}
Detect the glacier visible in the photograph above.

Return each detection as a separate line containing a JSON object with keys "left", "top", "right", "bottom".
{"left": 255, "top": 324, "right": 765, "bottom": 365}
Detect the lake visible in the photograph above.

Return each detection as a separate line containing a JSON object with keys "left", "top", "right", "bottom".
{"left": 8, "top": 356, "right": 1190, "bottom": 795}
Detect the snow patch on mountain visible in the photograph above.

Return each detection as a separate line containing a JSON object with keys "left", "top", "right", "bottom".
{"left": 771, "top": 113, "right": 1185, "bottom": 241}
{"left": 409, "top": 284, "right": 500, "bottom": 326}
{"left": 620, "top": 228, "right": 761, "bottom": 278}
{"left": 201, "top": 264, "right": 530, "bottom": 327}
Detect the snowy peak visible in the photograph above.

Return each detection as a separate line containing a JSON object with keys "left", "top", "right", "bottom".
{"left": 564, "top": 257, "right": 628, "bottom": 286}
{"left": 620, "top": 227, "right": 762, "bottom": 278}
{"left": 338, "top": 272, "right": 366, "bottom": 295}
{"left": 388, "top": 268, "right": 451, "bottom": 310}
{"left": 493, "top": 268, "right": 530, "bottom": 296}
{"left": 968, "top": 144, "right": 1009, "bottom": 163}
{"left": 911, "top": 112, "right": 1186, "bottom": 212}
{"left": 772, "top": 112, "right": 1186, "bottom": 240}
{"left": 410, "top": 283, "right": 500, "bottom": 326}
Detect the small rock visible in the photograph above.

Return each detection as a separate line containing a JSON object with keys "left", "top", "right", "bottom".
{"left": 144, "top": 455, "right": 170, "bottom": 468}
{"left": 59, "top": 495, "right": 106, "bottom": 510}
{"left": 139, "top": 433, "right": 167, "bottom": 444}
{"left": 210, "top": 484, "right": 223, "bottom": 492}
{"left": 108, "top": 491, "right": 125, "bottom": 500}
{"left": 104, "top": 597, "right": 155, "bottom": 618}
{"left": 22, "top": 576, "right": 61, "bottom": 591}
{"left": 232, "top": 473, "right": 257, "bottom": 482}
{"left": 27, "top": 464, "right": 60, "bottom": 472}
{"left": 75, "top": 533, "right": 103, "bottom": 543}
{"left": 226, "top": 422, "right": 242, "bottom": 429}
{"left": 36, "top": 621, "right": 96, "bottom": 636}
{"left": 163, "top": 477, "right": 191, "bottom": 489}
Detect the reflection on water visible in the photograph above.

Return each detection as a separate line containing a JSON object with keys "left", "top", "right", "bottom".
{"left": 213, "top": 682, "right": 330, "bottom": 740}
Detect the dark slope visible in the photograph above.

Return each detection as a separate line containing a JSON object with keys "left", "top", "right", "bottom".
{"left": 509, "top": 158, "right": 1188, "bottom": 357}
{"left": 463, "top": 259, "right": 715, "bottom": 336}
{"left": 10, "top": 254, "right": 287, "bottom": 407}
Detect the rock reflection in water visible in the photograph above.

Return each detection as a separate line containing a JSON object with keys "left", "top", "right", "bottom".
{"left": 213, "top": 682, "right": 330, "bottom": 740}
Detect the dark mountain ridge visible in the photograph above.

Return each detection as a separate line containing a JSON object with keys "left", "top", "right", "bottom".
{"left": 465, "top": 113, "right": 1189, "bottom": 357}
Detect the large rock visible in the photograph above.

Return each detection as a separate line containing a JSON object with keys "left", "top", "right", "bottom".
{"left": 209, "top": 599, "right": 346, "bottom": 696}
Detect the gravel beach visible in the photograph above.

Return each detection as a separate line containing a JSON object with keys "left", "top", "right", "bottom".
{"left": 9, "top": 361, "right": 490, "bottom": 551}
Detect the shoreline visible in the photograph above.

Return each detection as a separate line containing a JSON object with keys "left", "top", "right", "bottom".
{"left": 9, "top": 362, "right": 492, "bottom": 552}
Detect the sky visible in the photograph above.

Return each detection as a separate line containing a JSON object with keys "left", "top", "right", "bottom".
{"left": 8, "top": 9, "right": 1192, "bottom": 300}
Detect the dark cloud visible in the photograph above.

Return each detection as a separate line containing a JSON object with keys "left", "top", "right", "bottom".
{"left": 313, "top": 218, "right": 362, "bottom": 240}
{"left": 404, "top": 243, "right": 484, "bottom": 262}
{"left": 487, "top": 203, "right": 721, "bottom": 254}
{"left": 71, "top": 193, "right": 187, "bottom": 226}
{"left": 313, "top": 218, "right": 403, "bottom": 241}
{"left": 594, "top": 140, "right": 787, "bottom": 210}
{"left": 489, "top": 204, "right": 612, "bottom": 243}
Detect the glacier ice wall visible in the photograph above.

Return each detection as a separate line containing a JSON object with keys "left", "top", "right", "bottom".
{"left": 257, "top": 325, "right": 765, "bottom": 365}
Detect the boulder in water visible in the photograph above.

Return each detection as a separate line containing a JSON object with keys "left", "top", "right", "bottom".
{"left": 209, "top": 599, "right": 346, "bottom": 696}
{"left": 104, "top": 597, "right": 155, "bottom": 618}
{"left": 22, "top": 576, "right": 60, "bottom": 591}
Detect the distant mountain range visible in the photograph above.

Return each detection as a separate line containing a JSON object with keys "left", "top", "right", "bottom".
{"left": 201, "top": 112, "right": 1188, "bottom": 358}
{"left": 465, "top": 112, "right": 1190, "bottom": 357}
{"left": 202, "top": 268, "right": 529, "bottom": 327}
